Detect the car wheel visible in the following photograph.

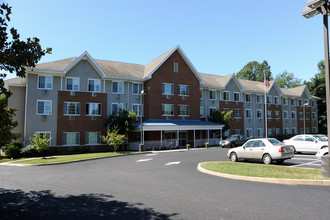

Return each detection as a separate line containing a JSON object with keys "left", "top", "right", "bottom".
{"left": 230, "top": 152, "right": 238, "bottom": 162}
{"left": 276, "top": 159, "right": 285, "bottom": 164}
{"left": 231, "top": 142, "right": 235, "bottom": 148}
{"left": 262, "top": 154, "right": 272, "bottom": 164}
{"left": 292, "top": 146, "right": 297, "bottom": 154}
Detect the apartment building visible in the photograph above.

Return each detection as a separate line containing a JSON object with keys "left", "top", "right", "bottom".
{"left": 5, "top": 45, "right": 319, "bottom": 151}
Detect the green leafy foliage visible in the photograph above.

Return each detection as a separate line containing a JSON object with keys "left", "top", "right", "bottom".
{"left": 105, "top": 108, "right": 137, "bottom": 135}
{"left": 20, "top": 144, "right": 38, "bottom": 157}
{"left": 29, "top": 134, "right": 51, "bottom": 158}
{"left": 306, "top": 60, "right": 327, "bottom": 134}
{"left": 236, "top": 60, "right": 272, "bottom": 82}
{"left": 208, "top": 110, "right": 233, "bottom": 134}
{"left": 102, "top": 128, "right": 126, "bottom": 152}
{"left": 4, "top": 143, "right": 21, "bottom": 158}
{"left": 275, "top": 71, "right": 302, "bottom": 88}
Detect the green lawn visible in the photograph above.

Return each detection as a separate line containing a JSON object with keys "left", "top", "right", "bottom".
{"left": 201, "top": 161, "right": 330, "bottom": 180}
{"left": 10, "top": 152, "right": 140, "bottom": 165}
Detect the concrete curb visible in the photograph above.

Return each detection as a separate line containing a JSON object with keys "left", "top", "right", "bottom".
{"left": 0, "top": 153, "right": 148, "bottom": 167}
{"left": 197, "top": 162, "right": 330, "bottom": 186}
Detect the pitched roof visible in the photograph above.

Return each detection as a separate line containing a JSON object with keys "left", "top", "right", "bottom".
{"left": 144, "top": 47, "right": 176, "bottom": 78}
{"left": 200, "top": 73, "right": 232, "bottom": 88}
{"left": 33, "top": 57, "right": 77, "bottom": 71}
{"left": 95, "top": 59, "right": 145, "bottom": 78}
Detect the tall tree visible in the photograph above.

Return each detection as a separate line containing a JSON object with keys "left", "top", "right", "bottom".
{"left": 208, "top": 110, "right": 233, "bottom": 133}
{"left": 105, "top": 108, "right": 137, "bottom": 135}
{"left": 236, "top": 60, "right": 272, "bottom": 82}
{"left": 275, "top": 71, "right": 302, "bottom": 88}
{"left": 306, "top": 60, "right": 327, "bottom": 134}
{"left": 0, "top": 3, "right": 51, "bottom": 147}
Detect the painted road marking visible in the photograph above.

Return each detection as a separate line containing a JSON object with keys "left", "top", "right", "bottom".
{"left": 137, "top": 158, "right": 153, "bottom": 162}
{"left": 165, "top": 161, "right": 181, "bottom": 166}
{"left": 291, "top": 160, "right": 320, "bottom": 167}
{"left": 146, "top": 153, "right": 158, "bottom": 156}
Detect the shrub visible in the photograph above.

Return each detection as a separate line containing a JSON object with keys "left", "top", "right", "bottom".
{"left": 4, "top": 144, "right": 21, "bottom": 158}
{"left": 29, "top": 134, "right": 52, "bottom": 158}
{"left": 20, "top": 145, "right": 39, "bottom": 157}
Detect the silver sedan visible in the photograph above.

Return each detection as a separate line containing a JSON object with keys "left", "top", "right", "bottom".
{"left": 227, "top": 138, "right": 294, "bottom": 164}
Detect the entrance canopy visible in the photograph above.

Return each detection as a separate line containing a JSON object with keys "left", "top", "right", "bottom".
{"left": 134, "top": 119, "right": 224, "bottom": 131}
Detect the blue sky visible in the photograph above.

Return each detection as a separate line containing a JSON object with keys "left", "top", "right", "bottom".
{"left": 4, "top": 0, "right": 325, "bottom": 82}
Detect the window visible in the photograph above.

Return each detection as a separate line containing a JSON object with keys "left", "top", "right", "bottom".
{"left": 291, "top": 99, "right": 296, "bottom": 106}
{"left": 305, "top": 112, "right": 310, "bottom": 120}
{"left": 178, "top": 105, "right": 189, "bottom": 116}
{"left": 132, "top": 83, "right": 142, "bottom": 95}
{"left": 162, "top": 104, "right": 174, "bottom": 116}
{"left": 311, "top": 101, "right": 315, "bottom": 107}
{"left": 284, "top": 128, "right": 289, "bottom": 135}
{"left": 210, "top": 90, "right": 217, "bottom": 100}
{"left": 64, "top": 102, "right": 80, "bottom": 115}
{"left": 266, "top": 95, "right": 272, "bottom": 104}
{"left": 36, "top": 132, "right": 51, "bottom": 145}
{"left": 299, "top": 128, "right": 304, "bottom": 134}
{"left": 257, "top": 128, "right": 263, "bottom": 137}
{"left": 111, "top": 103, "right": 124, "bottom": 115}
{"left": 66, "top": 77, "right": 80, "bottom": 91}
{"left": 223, "top": 91, "right": 229, "bottom": 101}
{"left": 38, "top": 75, "right": 52, "bottom": 89}
{"left": 256, "top": 109, "right": 262, "bottom": 119}
{"left": 274, "top": 96, "right": 279, "bottom": 105}
{"left": 86, "top": 103, "right": 101, "bottom": 116}
{"left": 254, "top": 140, "right": 266, "bottom": 147}
{"left": 274, "top": 111, "right": 280, "bottom": 119}
{"left": 209, "top": 107, "right": 217, "bottom": 116}
{"left": 178, "top": 85, "right": 189, "bottom": 96}
{"left": 112, "top": 81, "right": 124, "bottom": 94}
{"left": 291, "top": 111, "right": 296, "bottom": 119}
{"left": 283, "top": 111, "right": 288, "bottom": 119}
{"left": 85, "top": 132, "right": 101, "bottom": 145}
{"left": 200, "top": 89, "right": 203, "bottom": 99}
{"left": 200, "top": 106, "right": 204, "bottom": 117}
{"left": 174, "top": 62, "right": 179, "bottom": 72}
{"left": 299, "top": 112, "right": 303, "bottom": 120}
{"left": 88, "top": 79, "right": 101, "bottom": 92}
{"left": 283, "top": 98, "right": 288, "bottom": 105}
{"left": 132, "top": 104, "right": 142, "bottom": 116}
{"left": 246, "top": 129, "right": 252, "bottom": 137}
{"left": 304, "top": 99, "right": 309, "bottom": 104}
{"left": 245, "top": 94, "right": 251, "bottom": 103}
{"left": 63, "top": 132, "right": 80, "bottom": 146}
{"left": 162, "top": 83, "right": 174, "bottom": 95}
{"left": 267, "top": 110, "right": 272, "bottom": 119}
{"left": 234, "top": 92, "right": 240, "bottom": 102}
{"left": 245, "top": 109, "right": 252, "bottom": 118}
{"left": 298, "top": 99, "right": 303, "bottom": 106}
{"left": 233, "top": 109, "right": 242, "bottom": 118}
{"left": 292, "top": 127, "right": 297, "bottom": 134}
{"left": 223, "top": 108, "right": 231, "bottom": 113}
{"left": 267, "top": 128, "right": 273, "bottom": 136}
{"left": 256, "top": 95, "right": 262, "bottom": 103}
{"left": 37, "top": 100, "right": 52, "bottom": 115}
{"left": 312, "top": 127, "right": 317, "bottom": 133}
{"left": 234, "top": 129, "right": 241, "bottom": 134}
{"left": 312, "top": 112, "right": 316, "bottom": 120}
{"left": 275, "top": 128, "right": 281, "bottom": 135}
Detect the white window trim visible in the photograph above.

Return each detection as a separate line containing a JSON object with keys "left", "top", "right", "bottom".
{"left": 86, "top": 102, "right": 102, "bottom": 116}
{"left": 291, "top": 98, "right": 296, "bottom": 106}
{"left": 85, "top": 132, "right": 101, "bottom": 145}
{"left": 256, "top": 95, "right": 262, "bottom": 104}
{"left": 274, "top": 111, "right": 280, "bottom": 119}
{"left": 111, "top": 103, "right": 124, "bottom": 115}
{"left": 267, "top": 95, "right": 272, "bottom": 104}
{"left": 256, "top": 109, "right": 263, "bottom": 119}
{"left": 87, "top": 78, "right": 101, "bottom": 92}
{"left": 245, "top": 109, "right": 252, "bottom": 118}
{"left": 283, "top": 111, "right": 288, "bottom": 119}
{"left": 132, "top": 83, "right": 143, "bottom": 95}
{"left": 292, "top": 127, "right": 297, "bottom": 134}
{"left": 63, "top": 132, "right": 80, "bottom": 146}
{"left": 257, "top": 128, "right": 263, "bottom": 137}
{"left": 209, "top": 107, "right": 217, "bottom": 116}
{"left": 274, "top": 96, "right": 280, "bottom": 105}
{"left": 64, "top": 102, "right": 80, "bottom": 116}
{"left": 291, "top": 111, "right": 296, "bottom": 119}
{"left": 178, "top": 104, "right": 189, "bottom": 116}
{"left": 233, "top": 109, "right": 242, "bottom": 119}
{"left": 298, "top": 99, "right": 303, "bottom": 106}
{"left": 38, "top": 75, "right": 53, "bottom": 90}
{"left": 245, "top": 94, "right": 252, "bottom": 103}
{"left": 209, "top": 90, "right": 217, "bottom": 100}
{"left": 283, "top": 97, "right": 288, "bottom": 105}
{"left": 200, "top": 106, "right": 204, "bottom": 117}
{"left": 66, "top": 77, "right": 80, "bottom": 91}
{"left": 283, "top": 127, "right": 289, "bottom": 135}
{"left": 200, "top": 89, "right": 203, "bottom": 99}
{"left": 246, "top": 128, "right": 253, "bottom": 137}
{"left": 178, "top": 84, "right": 189, "bottom": 96}
{"left": 267, "top": 110, "right": 272, "bottom": 119}
{"left": 223, "top": 91, "right": 229, "bottom": 101}
{"left": 112, "top": 81, "right": 124, "bottom": 94}
{"left": 35, "top": 131, "right": 52, "bottom": 146}
{"left": 132, "top": 103, "right": 142, "bottom": 116}
{"left": 162, "top": 83, "right": 174, "bottom": 95}
{"left": 36, "top": 100, "right": 52, "bottom": 115}
{"left": 174, "top": 62, "right": 179, "bottom": 73}
{"left": 233, "top": 92, "right": 240, "bottom": 102}
{"left": 162, "top": 104, "right": 174, "bottom": 116}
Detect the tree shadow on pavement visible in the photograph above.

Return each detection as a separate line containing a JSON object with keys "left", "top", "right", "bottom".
{"left": 0, "top": 188, "right": 178, "bottom": 220}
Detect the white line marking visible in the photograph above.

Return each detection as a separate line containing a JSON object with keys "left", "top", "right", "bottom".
{"left": 291, "top": 158, "right": 318, "bottom": 161}
{"left": 146, "top": 153, "right": 158, "bottom": 156}
{"left": 165, "top": 161, "right": 181, "bottom": 166}
{"left": 137, "top": 158, "right": 153, "bottom": 162}
{"left": 291, "top": 160, "right": 320, "bottom": 167}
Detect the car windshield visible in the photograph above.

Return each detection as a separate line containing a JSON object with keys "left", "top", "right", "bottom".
{"left": 314, "top": 135, "right": 327, "bottom": 142}
{"left": 227, "top": 135, "right": 237, "bottom": 140}
{"left": 268, "top": 139, "right": 283, "bottom": 146}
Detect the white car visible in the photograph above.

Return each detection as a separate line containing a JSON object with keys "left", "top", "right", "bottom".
{"left": 316, "top": 147, "right": 329, "bottom": 160}
{"left": 227, "top": 138, "right": 294, "bottom": 164}
{"left": 283, "top": 135, "right": 328, "bottom": 153}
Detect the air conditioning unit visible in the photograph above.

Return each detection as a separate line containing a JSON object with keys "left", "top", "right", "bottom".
{"left": 211, "top": 100, "right": 215, "bottom": 104}
{"left": 166, "top": 116, "right": 170, "bottom": 120}
{"left": 166, "top": 95, "right": 170, "bottom": 99}
{"left": 136, "top": 95, "right": 140, "bottom": 100}
{"left": 182, "top": 96, "right": 186, "bottom": 100}
{"left": 181, "top": 116, "right": 186, "bottom": 120}
{"left": 42, "top": 90, "right": 48, "bottom": 94}
{"left": 41, "top": 115, "right": 47, "bottom": 120}
{"left": 69, "top": 116, "right": 75, "bottom": 120}
{"left": 116, "top": 94, "right": 120, "bottom": 99}
{"left": 70, "top": 91, "right": 75, "bottom": 96}
{"left": 92, "top": 92, "right": 97, "bottom": 97}
{"left": 91, "top": 116, "right": 96, "bottom": 120}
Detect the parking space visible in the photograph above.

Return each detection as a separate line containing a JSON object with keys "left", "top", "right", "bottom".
{"left": 285, "top": 154, "right": 321, "bottom": 169}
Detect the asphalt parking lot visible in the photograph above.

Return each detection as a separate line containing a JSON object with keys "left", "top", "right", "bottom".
{"left": 287, "top": 153, "right": 321, "bottom": 169}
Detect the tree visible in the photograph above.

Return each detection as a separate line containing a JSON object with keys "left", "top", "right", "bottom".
{"left": 105, "top": 108, "right": 137, "bottom": 135}
{"left": 208, "top": 110, "right": 233, "bottom": 133}
{"left": 29, "top": 133, "right": 52, "bottom": 159}
{"left": 102, "top": 128, "right": 126, "bottom": 152}
{"left": 0, "top": 3, "right": 51, "bottom": 147}
{"left": 236, "top": 60, "right": 272, "bottom": 82}
{"left": 306, "top": 60, "right": 327, "bottom": 134}
{"left": 275, "top": 71, "right": 302, "bottom": 88}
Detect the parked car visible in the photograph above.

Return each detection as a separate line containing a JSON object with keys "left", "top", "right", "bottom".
{"left": 227, "top": 138, "right": 294, "bottom": 164}
{"left": 283, "top": 135, "right": 328, "bottom": 153}
{"left": 315, "top": 134, "right": 328, "bottom": 141}
{"left": 316, "top": 147, "right": 328, "bottom": 160}
{"left": 220, "top": 134, "right": 251, "bottom": 148}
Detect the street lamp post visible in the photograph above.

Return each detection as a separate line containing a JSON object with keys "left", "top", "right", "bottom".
{"left": 139, "top": 89, "right": 146, "bottom": 152}
{"left": 303, "top": 0, "right": 330, "bottom": 177}
{"left": 303, "top": 103, "right": 310, "bottom": 134}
